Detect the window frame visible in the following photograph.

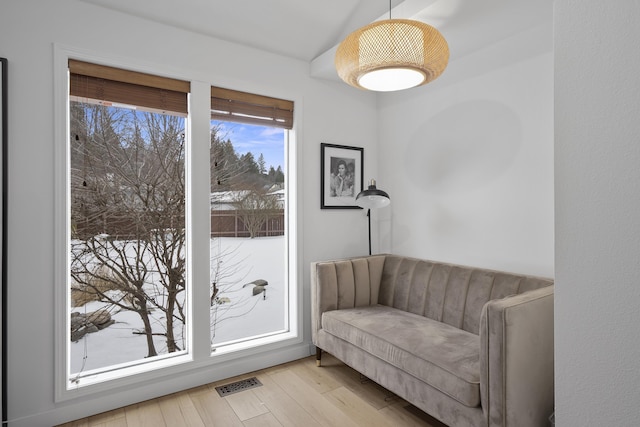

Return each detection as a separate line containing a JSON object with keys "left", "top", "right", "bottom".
{"left": 53, "top": 46, "right": 302, "bottom": 403}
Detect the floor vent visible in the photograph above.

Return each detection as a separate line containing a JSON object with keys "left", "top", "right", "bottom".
{"left": 215, "top": 377, "right": 263, "bottom": 397}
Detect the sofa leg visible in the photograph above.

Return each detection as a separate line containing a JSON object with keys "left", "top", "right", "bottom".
{"left": 316, "top": 347, "right": 322, "bottom": 367}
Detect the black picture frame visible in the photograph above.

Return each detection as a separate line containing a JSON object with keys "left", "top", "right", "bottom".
{"left": 1, "top": 56, "right": 7, "bottom": 427}
{"left": 320, "top": 143, "right": 363, "bottom": 209}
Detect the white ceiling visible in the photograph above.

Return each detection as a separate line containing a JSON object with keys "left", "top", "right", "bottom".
{"left": 80, "top": 0, "right": 551, "bottom": 79}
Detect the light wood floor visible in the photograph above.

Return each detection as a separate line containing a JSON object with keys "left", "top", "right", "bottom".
{"left": 57, "top": 353, "right": 447, "bottom": 427}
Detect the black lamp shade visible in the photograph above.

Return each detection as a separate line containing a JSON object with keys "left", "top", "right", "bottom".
{"left": 356, "top": 179, "right": 390, "bottom": 210}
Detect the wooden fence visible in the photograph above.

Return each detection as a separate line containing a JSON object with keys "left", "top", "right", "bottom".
{"left": 73, "top": 209, "right": 285, "bottom": 240}
{"left": 210, "top": 210, "right": 284, "bottom": 238}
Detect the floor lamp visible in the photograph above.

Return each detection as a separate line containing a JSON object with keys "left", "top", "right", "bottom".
{"left": 355, "top": 179, "right": 390, "bottom": 255}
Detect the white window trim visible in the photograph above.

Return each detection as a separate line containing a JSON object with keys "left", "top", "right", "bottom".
{"left": 53, "top": 44, "right": 303, "bottom": 403}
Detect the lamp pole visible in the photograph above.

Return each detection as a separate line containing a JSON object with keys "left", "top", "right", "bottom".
{"left": 366, "top": 208, "right": 372, "bottom": 256}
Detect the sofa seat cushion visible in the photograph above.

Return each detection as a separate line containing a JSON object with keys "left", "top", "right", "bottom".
{"left": 321, "top": 304, "right": 481, "bottom": 407}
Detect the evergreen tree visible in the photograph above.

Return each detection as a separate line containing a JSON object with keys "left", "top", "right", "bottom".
{"left": 239, "top": 152, "right": 259, "bottom": 175}
{"left": 274, "top": 166, "right": 284, "bottom": 184}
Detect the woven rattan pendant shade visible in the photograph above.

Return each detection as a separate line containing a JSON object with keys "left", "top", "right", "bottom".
{"left": 335, "top": 19, "right": 449, "bottom": 91}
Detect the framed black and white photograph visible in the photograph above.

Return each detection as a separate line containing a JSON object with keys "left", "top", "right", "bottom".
{"left": 320, "top": 143, "right": 363, "bottom": 209}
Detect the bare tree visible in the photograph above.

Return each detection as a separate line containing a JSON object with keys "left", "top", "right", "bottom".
{"left": 209, "top": 240, "right": 274, "bottom": 347}
{"left": 70, "top": 103, "right": 186, "bottom": 358}
{"left": 232, "top": 188, "right": 280, "bottom": 238}
{"left": 69, "top": 106, "right": 275, "bottom": 370}
{"left": 210, "top": 124, "right": 248, "bottom": 191}
{"left": 71, "top": 237, "right": 162, "bottom": 357}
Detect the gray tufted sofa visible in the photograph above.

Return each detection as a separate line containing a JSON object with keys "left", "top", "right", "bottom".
{"left": 311, "top": 254, "right": 554, "bottom": 427}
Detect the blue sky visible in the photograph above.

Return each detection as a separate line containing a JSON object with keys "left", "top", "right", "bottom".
{"left": 212, "top": 121, "right": 285, "bottom": 171}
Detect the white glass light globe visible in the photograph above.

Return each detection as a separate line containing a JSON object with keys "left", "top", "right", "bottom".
{"left": 358, "top": 68, "right": 426, "bottom": 92}
{"left": 356, "top": 194, "right": 391, "bottom": 209}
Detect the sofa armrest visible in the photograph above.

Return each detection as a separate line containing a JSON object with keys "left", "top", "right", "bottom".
{"left": 310, "top": 255, "right": 386, "bottom": 344}
{"left": 480, "top": 285, "right": 554, "bottom": 427}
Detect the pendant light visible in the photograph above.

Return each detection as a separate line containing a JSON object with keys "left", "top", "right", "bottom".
{"left": 335, "top": 1, "right": 449, "bottom": 92}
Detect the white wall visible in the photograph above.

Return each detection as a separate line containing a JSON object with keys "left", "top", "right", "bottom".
{"left": 376, "top": 19, "right": 554, "bottom": 277}
{"left": 555, "top": 1, "right": 640, "bottom": 425}
{"left": 0, "top": 1, "right": 377, "bottom": 425}
{"left": 13, "top": 0, "right": 640, "bottom": 426}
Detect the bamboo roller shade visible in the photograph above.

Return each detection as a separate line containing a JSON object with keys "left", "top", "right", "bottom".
{"left": 69, "top": 59, "right": 190, "bottom": 115}
{"left": 68, "top": 60, "right": 294, "bottom": 127}
{"left": 211, "top": 86, "right": 294, "bottom": 129}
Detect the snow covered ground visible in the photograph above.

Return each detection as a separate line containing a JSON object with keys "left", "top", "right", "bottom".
{"left": 70, "top": 236, "right": 285, "bottom": 373}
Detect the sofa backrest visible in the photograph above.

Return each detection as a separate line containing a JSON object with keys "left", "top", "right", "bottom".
{"left": 379, "top": 255, "right": 553, "bottom": 335}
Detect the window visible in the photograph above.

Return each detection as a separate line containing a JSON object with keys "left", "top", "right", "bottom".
{"left": 58, "top": 56, "right": 298, "bottom": 395}
{"left": 67, "top": 60, "right": 190, "bottom": 383}
{"left": 209, "top": 87, "right": 294, "bottom": 350}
